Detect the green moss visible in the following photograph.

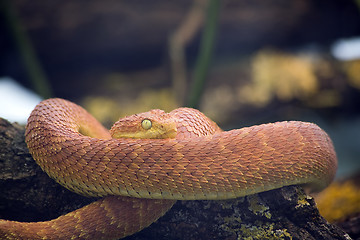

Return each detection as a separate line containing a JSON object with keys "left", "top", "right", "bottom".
{"left": 247, "top": 195, "right": 272, "bottom": 219}
{"left": 220, "top": 195, "right": 293, "bottom": 239}
{"left": 239, "top": 222, "right": 292, "bottom": 240}
{"left": 295, "top": 193, "right": 311, "bottom": 209}
{"left": 222, "top": 219, "right": 292, "bottom": 240}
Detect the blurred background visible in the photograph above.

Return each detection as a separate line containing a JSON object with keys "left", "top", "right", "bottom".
{"left": 1, "top": 1, "right": 360, "bottom": 184}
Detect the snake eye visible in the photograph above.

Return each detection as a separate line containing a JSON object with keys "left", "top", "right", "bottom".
{"left": 141, "top": 119, "right": 152, "bottom": 130}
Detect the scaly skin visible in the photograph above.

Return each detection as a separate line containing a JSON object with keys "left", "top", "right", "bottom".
{"left": 0, "top": 197, "right": 175, "bottom": 240}
{"left": 0, "top": 98, "right": 337, "bottom": 239}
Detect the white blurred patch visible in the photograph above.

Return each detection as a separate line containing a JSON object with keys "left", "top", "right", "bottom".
{"left": 331, "top": 36, "right": 360, "bottom": 61}
{"left": 0, "top": 77, "right": 42, "bottom": 124}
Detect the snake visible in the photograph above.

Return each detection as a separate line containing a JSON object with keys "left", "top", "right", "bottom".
{"left": 0, "top": 98, "right": 337, "bottom": 239}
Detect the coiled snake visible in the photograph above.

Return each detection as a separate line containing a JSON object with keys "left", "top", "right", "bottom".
{"left": 0, "top": 98, "right": 337, "bottom": 239}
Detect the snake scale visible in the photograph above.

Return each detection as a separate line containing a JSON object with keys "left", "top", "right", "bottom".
{"left": 0, "top": 98, "right": 337, "bottom": 239}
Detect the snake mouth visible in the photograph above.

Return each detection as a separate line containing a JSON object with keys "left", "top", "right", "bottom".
{"left": 138, "top": 121, "right": 178, "bottom": 139}
{"left": 158, "top": 126, "right": 177, "bottom": 139}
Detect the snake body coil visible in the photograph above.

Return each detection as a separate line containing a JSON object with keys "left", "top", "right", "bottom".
{"left": 0, "top": 98, "right": 337, "bottom": 239}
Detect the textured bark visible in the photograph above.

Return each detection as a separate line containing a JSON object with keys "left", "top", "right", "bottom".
{"left": 0, "top": 118, "right": 96, "bottom": 222}
{"left": 0, "top": 117, "right": 352, "bottom": 239}
{"left": 336, "top": 213, "right": 360, "bottom": 240}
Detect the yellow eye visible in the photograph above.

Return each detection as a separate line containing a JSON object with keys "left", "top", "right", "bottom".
{"left": 141, "top": 119, "right": 152, "bottom": 130}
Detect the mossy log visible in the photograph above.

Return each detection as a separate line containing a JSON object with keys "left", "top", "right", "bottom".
{"left": 0, "top": 118, "right": 352, "bottom": 240}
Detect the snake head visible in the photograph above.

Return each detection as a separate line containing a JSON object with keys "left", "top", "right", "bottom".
{"left": 110, "top": 109, "right": 177, "bottom": 139}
